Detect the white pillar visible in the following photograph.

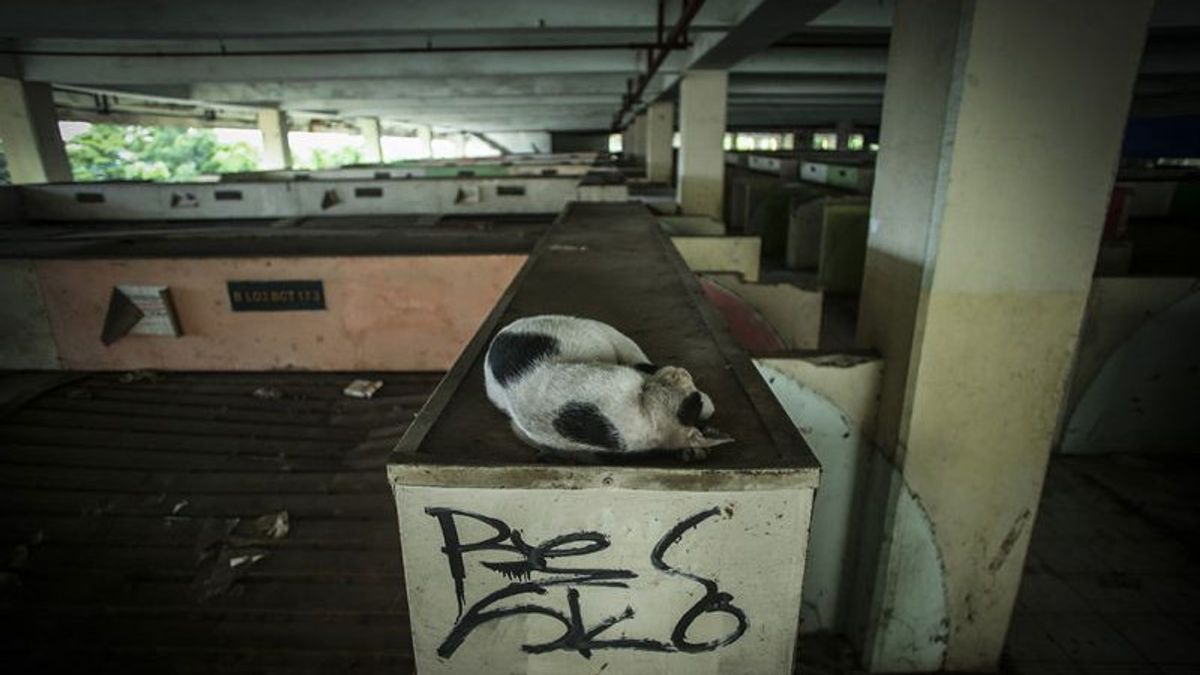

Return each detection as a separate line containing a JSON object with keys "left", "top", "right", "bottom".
{"left": 644, "top": 101, "right": 675, "bottom": 183}
{"left": 359, "top": 117, "right": 383, "bottom": 164}
{"left": 631, "top": 113, "right": 647, "bottom": 165}
{"left": 257, "top": 109, "right": 291, "bottom": 170}
{"left": 852, "top": 1, "right": 1153, "bottom": 671}
{"left": 676, "top": 71, "right": 727, "bottom": 219}
{"left": 416, "top": 125, "right": 433, "bottom": 159}
{"left": 0, "top": 78, "right": 72, "bottom": 184}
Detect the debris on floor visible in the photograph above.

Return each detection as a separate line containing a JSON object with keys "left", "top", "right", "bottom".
{"left": 255, "top": 510, "right": 290, "bottom": 540}
{"left": 228, "top": 551, "right": 267, "bottom": 568}
{"left": 118, "top": 369, "right": 163, "bottom": 384}
{"left": 194, "top": 545, "right": 268, "bottom": 601}
{"left": 252, "top": 385, "right": 284, "bottom": 400}
{"left": 343, "top": 379, "right": 384, "bottom": 399}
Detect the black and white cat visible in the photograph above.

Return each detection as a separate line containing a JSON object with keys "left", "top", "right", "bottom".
{"left": 484, "top": 315, "right": 731, "bottom": 460}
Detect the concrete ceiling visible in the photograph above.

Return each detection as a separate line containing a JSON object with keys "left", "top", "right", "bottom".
{"left": 2, "top": 0, "right": 1199, "bottom": 135}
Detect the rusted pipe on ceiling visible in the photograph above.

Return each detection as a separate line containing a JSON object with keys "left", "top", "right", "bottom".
{"left": 612, "top": 0, "right": 707, "bottom": 131}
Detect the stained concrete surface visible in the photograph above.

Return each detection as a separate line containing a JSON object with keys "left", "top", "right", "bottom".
{"left": 797, "top": 453, "right": 1200, "bottom": 675}
{"left": 1003, "top": 454, "right": 1200, "bottom": 675}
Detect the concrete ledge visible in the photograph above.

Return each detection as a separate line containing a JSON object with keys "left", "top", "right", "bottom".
{"left": 388, "top": 201, "right": 820, "bottom": 674}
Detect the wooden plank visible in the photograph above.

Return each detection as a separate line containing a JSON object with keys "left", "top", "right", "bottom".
{"left": 23, "top": 543, "right": 403, "bottom": 575}
{"left": 0, "top": 465, "right": 386, "bottom": 494}
{"left": 11, "top": 575, "right": 409, "bottom": 612}
{"left": 0, "top": 515, "right": 398, "bottom": 549}
{"left": 27, "top": 397, "right": 399, "bottom": 428}
{"left": 8, "top": 410, "right": 367, "bottom": 442}
{"left": 0, "top": 489, "right": 391, "bottom": 519}
{"left": 1, "top": 647, "right": 414, "bottom": 674}
{"left": 0, "top": 425, "right": 361, "bottom": 457}
{"left": 0, "top": 444, "right": 349, "bottom": 472}
{"left": 49, "top": 387, "right": 432, "bottom": 414}
{"left": 4, "top": 611, "right": 413, "bottom": 653}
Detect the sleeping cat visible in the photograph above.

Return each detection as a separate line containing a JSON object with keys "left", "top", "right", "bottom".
{"left": 484, "top": 315, "right": 732, "bottom": 461}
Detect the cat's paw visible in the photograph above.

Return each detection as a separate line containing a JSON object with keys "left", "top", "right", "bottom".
{"left": 678, "top": 447, "right": 710, "bottom": 462}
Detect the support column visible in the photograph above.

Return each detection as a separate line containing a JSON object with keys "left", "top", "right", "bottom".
{"left": 0, "top": 78, "right": 72, "bottom": 184}
{"left": 676, "top": 71, "right": 727, "bottom": 219}
{"left": 851, "top": 1, "right": 1152, "bottom": 671}
{"left": 359, "top": 117, "right": 383, "bottom": 164}
{"left": 835, "top": 119, "right": 855, "bottom": 150}
{"left": 644, "top": 101, "right": 675, "bottom": 183}
{"left": 416, "top": 126, "right": 433, "bottom": 159}
{"left": 257, "top": 109, "right": 291, "bottom": 170}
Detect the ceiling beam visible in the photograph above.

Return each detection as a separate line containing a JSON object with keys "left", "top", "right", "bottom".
{"left": 689, "top": 0, "right": 840, "bottom": 69}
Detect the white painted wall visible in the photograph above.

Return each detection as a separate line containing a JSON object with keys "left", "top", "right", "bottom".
{"left": 394, "top": 485, "right": 814, "bottom": 674}
{"left": 755, "top": 356, "right": 883, "bottom": 633}
{"left": 1062, "top": 282, "right": 1200, "bottom": 454}
{"left": 671, "top": 236, "right": 761, "bottom": 281}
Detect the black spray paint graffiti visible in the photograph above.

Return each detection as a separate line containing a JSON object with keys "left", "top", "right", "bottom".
{"left": 425, "top": 506, "right": 748, "bottom": 659}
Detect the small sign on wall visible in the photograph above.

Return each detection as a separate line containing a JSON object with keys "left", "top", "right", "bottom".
{"left": 101, "top": 284, "right": 182, "bottom": 345}
{"left": 227, "top": 280, "right": 326, "bottom": 312}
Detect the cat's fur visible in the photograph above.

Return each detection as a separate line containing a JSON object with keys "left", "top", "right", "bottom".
{"left": 484, "top": 315, "right": 731, "bottom": 460}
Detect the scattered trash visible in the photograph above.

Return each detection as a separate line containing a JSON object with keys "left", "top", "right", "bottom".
{"left": 7, "top": 545, "right": 29, "bottom": 569}
{"left": 252, "top": 386, "right": 283, "bottom": 400}
{"left": 171, "top": 499, "right": 190, "bottom": 515}
{"left": 229, "top": 552, "right": 266, "bottom": 568}
{"left": 343, "top": 379, "right": 384, "bottom": 399}
{"left": 194, "top": 546, "right": 267, "bottom": 601}
{"left": 118, "top": 370, "right": 163, "bottom": 384}
{"left": 195, "top": 517, "right": 240, "bottom": 557}
{"left": 255, "top": 510, "right": 290, "bottom": 540}
{"left": 191, "top": 518, "right": 262, "bottom": 602}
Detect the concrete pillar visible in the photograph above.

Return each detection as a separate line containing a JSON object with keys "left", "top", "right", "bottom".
{"left": 359, "top": 117, "right": 383, "bottom": 164}
{"left": 644, "top": 101, "right": 675, "bottom": 183}
{"left": 851, "top": 1, "right": 1152, "bottom": 671}
{"left": 676, "top": 71, "right": 727, "bottom": 219}
{"left": 256, "top": 109, "right": 291, "bottom": 170}
{"left": 416, "top": 125, "right": 433, "bottom": 159}
{"left": 0, "top": 78, "right": 72, "bottom": 184}
{"left": 835, "top": 119, "right": 855, "bottom": 150}
{"left": 624, "top": 113, "right": 646, "bottom": 165}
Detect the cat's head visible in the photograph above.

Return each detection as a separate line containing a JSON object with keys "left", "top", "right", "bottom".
{"left": 640, "top": 366, "right": 732, "bottom": 450}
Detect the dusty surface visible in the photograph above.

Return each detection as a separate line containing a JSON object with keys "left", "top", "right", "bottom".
{"left": 393, "top": 201, "right": 819, "bottom": 486}
{"left": 0, "top": 214, "right": 549, "bottom": 259}
{"left": 0, "top": 370, "right": 440, "bottom": 673}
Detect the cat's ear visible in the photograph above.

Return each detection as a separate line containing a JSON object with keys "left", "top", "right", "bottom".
{"left": 677, "top": 391, "right": 704, "bottom": 427}
{"left": 653, "top": 366, "right": 693, "bottom": 389}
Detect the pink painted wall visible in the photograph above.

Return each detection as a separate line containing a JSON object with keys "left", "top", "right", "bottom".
{"left": 37, "top": 255, "right": 526, "bottom": 371}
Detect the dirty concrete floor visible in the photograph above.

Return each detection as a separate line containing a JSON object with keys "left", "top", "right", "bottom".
{"left": 0, "top": 370, "right": 442, "bottom": 673}
{"left": 1003, "top": 454, "right": 1200, "bottom": 675}
{"left": 797, "top": 453, "right": 1200, "bottom": 675}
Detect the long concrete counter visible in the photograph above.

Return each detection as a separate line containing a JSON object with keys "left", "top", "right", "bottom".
{"left": 388, "top": 202, "right": 819, "bottom": 674}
